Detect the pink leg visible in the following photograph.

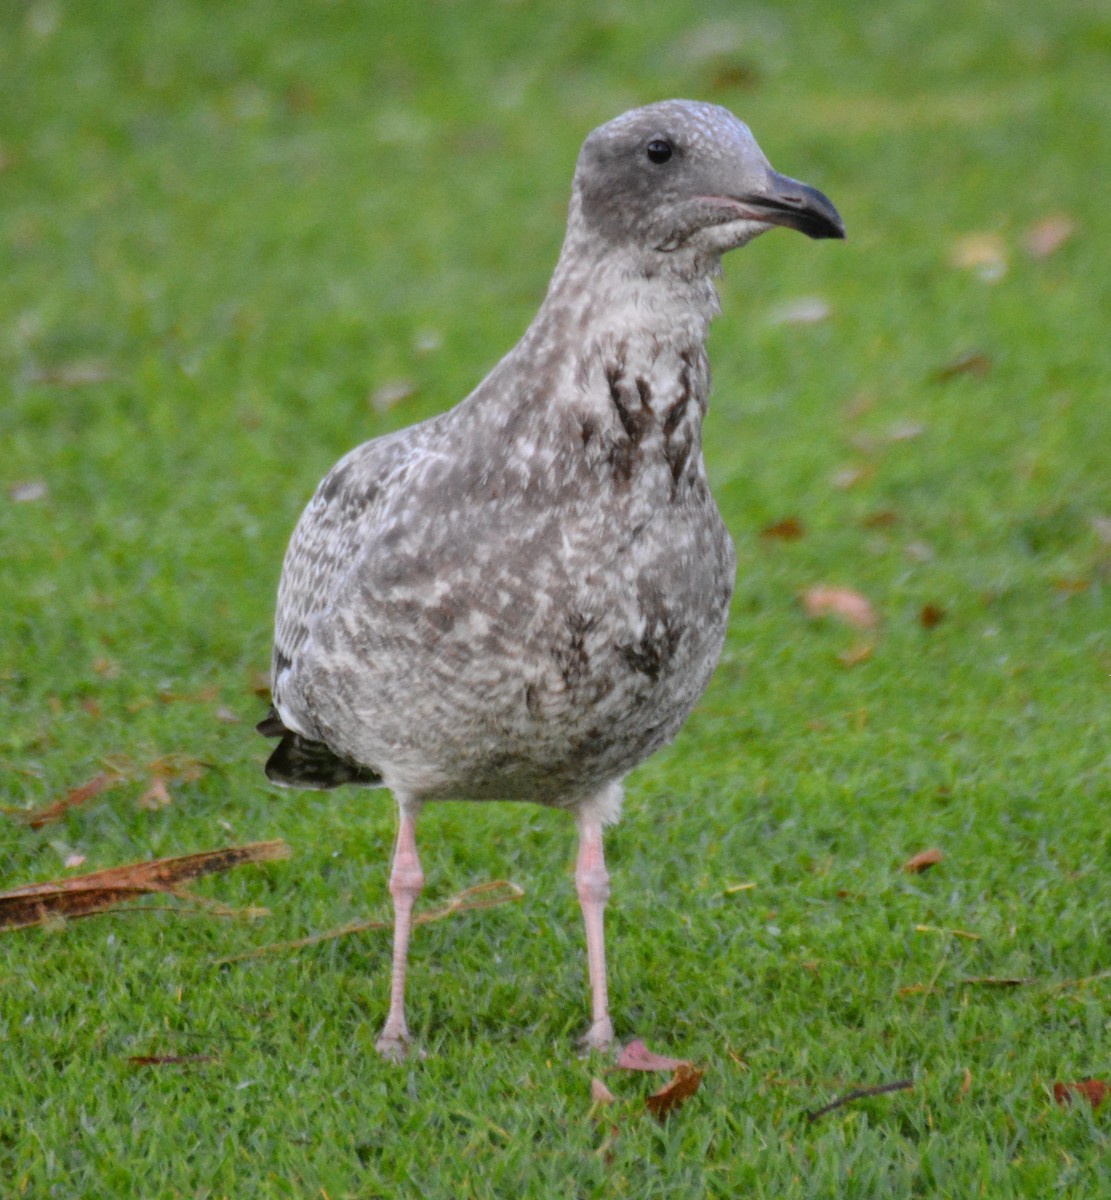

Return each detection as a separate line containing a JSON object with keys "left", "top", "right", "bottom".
{"left": 575, "top": 813, "right": 614, "bottom": 1052}
{"left": 376, "top": 808, "right": 424, "bottom": 1061}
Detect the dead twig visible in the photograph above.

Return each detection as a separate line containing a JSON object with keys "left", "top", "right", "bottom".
{"left": 212, "top": 879, "right": 524, "bottom": 964}
{"left": 805, "top": 1079, "right": 914, "bottom": 1123}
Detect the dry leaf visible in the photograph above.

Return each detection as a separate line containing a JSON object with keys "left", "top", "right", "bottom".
{"left": 15, "top": 772, "right": 121, "bottom": 829}
{"left": 591, "top": 1077, "right": 617, "bottom": 1104}
{"left": 903, "top": 848, "right": 943, "bottom": 873}
{"left": 885, "top": 420, "right": 927, "bottom": 443}
{"left": 369, "top": 380, "right": 416, "bottom": 412}
{"left": 919, "top": 604, "right": 946, "bottom": 629}
{"left": 802, "top": 586, "right": 878, "bottom": 629}
{"left": 616, "top": 1039, "right": 687, "bottom": 1072}
{"left": 904, "top": 540, "right": 935, "bottom": 563}
{"left": 137, "top": 777, "right": 173, "bottom": 811}
{"left": 8, "top": 480, "right": 48, "bottom": 502}
{"left": 831, "top": 464, "right": 872, "bottom": 490}
{"left": 1054, "top": 1080, "right": 1108, "bottom": 1110}
{"left": 837, "top": 642, "right": 874, "bottom": 667}
{"left": 0, "top": 841, "right": 290, "bottom": 930}
{"left": 26, "top": 360, "right": 113, "bottom": 386}
{"left": 760, "top": 516, "right": 805, "bottom": 541}
{"left": 862, "top": 510, "right": 898, "bottom": 529}
{"left": 645, "top": 1062, "right": 704, "bottom": 1121}
{"left": 951, "top": 232, "right": 1007, "bottom": 280}
{"left": 1023, "top": 214, "right": 1075, "bottom": 260}
{"left": 769, "top": 297, "right": 830, "bottom": 325}
{"left": 146, "top": 754, "right": 208, "bottom": 784}
{"left": 933, "top": 351, "right": 992, "bottom": 382}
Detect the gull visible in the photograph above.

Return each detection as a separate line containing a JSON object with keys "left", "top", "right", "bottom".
{"left": 258, "top": 99, "right": 844, "bottom": 1060}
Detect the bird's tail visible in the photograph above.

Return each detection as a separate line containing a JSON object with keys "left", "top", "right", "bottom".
{"left": 256, "top": 707, "right": 384, "bottom": 790}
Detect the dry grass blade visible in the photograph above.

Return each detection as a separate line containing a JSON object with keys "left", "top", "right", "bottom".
{"left": 0, "top": 841, "right": 290, "bottom": 930}
{"left": 212, "top": 879, "right": 525, "bottom": 964}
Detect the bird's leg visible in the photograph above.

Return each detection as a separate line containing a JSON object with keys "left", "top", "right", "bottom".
{"left": 575, "top": 812, "right": 614, "bottom": 1053}
{"left": 376, "top": 807, "right": 424, "bottom": 1062}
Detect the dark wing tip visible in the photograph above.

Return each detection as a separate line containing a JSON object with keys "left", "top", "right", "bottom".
{"left": 263, "top": 731, "right": 384, "bottom": 791}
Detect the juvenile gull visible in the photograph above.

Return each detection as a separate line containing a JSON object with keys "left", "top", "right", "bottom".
{"left": 259, "top": 99, "right": 844, "bottom": 1060}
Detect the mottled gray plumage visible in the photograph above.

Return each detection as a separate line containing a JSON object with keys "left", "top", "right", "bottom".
{"left": 260, "top": 100, "right": 844, "bottom": 1058}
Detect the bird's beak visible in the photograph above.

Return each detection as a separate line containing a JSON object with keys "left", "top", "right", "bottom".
{"left": 727, "top": 170, "right": 846, "bottom": 240}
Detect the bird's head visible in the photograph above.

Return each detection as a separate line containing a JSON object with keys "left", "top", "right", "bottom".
{"left": 571, "top": 100, "right": 845, "bottom": 269}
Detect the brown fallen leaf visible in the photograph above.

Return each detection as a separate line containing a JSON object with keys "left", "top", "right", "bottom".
{"left": 645, "top": 1062, "right": 704, "bottom": 1121}
{"left": 760, "top": 516, "right": 805, "bottom": 541}
{"left": 591, "top": 1077, "right": 617, "bottom": 1104}
{"left": 933, "top": 350, "right": 992, "bottom": 382}
{"left": 15, "top": 772, "right": 122, "bottom": 829}
{"left": 837, "top": 642, "right": 874, "bottom": 668}
{"left": 862, "top": 509, "right": 899, "bottom": 529}
{"left": 919, "top": 603, "right": 946, "bottom": 629}
{"left": 950, "top": 232, "right": 1007, "bottom": 280}
{"left": 802, "top": 586, "right": 878, "bottom": 630}
{"left": 903, "top": 848, "right": 943, "bottom": 873}
{"left": 1023, "top": 214, "right": 1075, "bottom": 260}
{"left": 616, "top": 1039, "right": 687, "bottom": 1072}
{"left": 0, "top": 841, "right": 290, "bottom": 930}
{"left": 1054, "top": 1080, "right": 1108, "bottom": 1110}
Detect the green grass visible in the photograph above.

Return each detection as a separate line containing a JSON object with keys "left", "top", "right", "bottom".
{"left": 2, "top": 0, "right": 1110, "bottom": 1195}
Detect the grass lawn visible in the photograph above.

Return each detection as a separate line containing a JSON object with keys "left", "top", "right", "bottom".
{"left": 2, "top": 0, "right": 1110, "bottom": 1195}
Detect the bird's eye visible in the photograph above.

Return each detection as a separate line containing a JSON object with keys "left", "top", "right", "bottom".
{"left": 646, "top": 139, "right": 673, "bottom": 164}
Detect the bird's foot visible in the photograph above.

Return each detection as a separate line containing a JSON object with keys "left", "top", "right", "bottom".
{"left": 577, "top": 1016, "right": 615, "bottom": 1056}
{"left": 375, "top": 1031, "right": 409, "bottom": 1063}
{"left": 375, "top": 1017, "right": 415, "bottom": 1063}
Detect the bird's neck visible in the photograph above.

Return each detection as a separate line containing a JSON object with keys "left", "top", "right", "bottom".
{"left": 536, "top": 227, "right": 724, "bottom": 352}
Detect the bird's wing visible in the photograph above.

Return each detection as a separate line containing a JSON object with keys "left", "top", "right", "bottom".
{"left": 270, "top": 418, "right": 447, "bottom": 734}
